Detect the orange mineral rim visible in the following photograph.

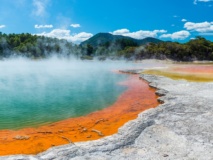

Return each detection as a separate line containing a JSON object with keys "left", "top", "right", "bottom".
{"left": 0, "top": 74, "right": 159, "bottom": 156}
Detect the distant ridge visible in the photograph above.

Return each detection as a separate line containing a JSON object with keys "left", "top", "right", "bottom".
{"left": 80, "top": 33, "right": 162, "bottom": 47}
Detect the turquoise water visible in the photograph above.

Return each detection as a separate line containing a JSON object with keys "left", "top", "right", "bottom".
{"left": 0, "top": 59, "right": 166, "bottom": 130}
{"left": 0, "top": 59, "right": 133, "bottom": 130}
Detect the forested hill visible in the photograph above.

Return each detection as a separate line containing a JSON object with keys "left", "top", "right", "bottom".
{"left": 1, "top": 32, "right": 213, "bottom": 61}
{"left": 80, "top": 33, "right": 213, "bottom": 61}
{"left": 0, "top": 32, "right": 80, "bottom": 59}
{"left": 80, "top": 33, "right": 162, "bottom": 47}
{"left": 142, "top": 36, "right": 213, "bottom": 61}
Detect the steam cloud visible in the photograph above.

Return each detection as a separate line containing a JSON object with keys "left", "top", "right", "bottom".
{"left": 0, "top": 57, "right": 165, "bottom": 129}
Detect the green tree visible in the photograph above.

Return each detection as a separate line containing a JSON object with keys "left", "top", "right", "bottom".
{"left": 86, "top": 44, "right": 94, "bottom": 56}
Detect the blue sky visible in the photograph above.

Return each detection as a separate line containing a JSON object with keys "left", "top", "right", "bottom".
{"left": 0, "top": 0, "right": 213, "bottom": 43}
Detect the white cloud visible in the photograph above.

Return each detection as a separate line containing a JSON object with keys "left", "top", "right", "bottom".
{"left": 110, "top": 29, "right": 167, "bottom": 39}
{"left": 194, "top": 0, "right": 213, "bottom": 4}
{"left": 198, "top": 0, "right": 213, "bottom": 2}
{"left": 160, "top": 30, "right": 190, "bottom": 40}
{"left": 199, "top": 32, "right": 213, "bottom": 35}
{"left": 181, "top": 19, "right": 187, "bottom": 22}
{"left": 32, "top": 0, "right": 49, "bottom": 17}
{"left": 111, "top": 29, "right": 130, "bottom": 35}
{"left": 36, "top": 29, "right": 93, "bottom": 43}
{"left": 184, "top": 21, "right": 213, "bottom": 32}
{"left": 70, "top": 24, "right": 81, "bottom": 28}
{"left": 35, "top": 24, "right": 53, "bottom": 29}
{"left": 0, "top": 25, "right": 6, "bottom": 29}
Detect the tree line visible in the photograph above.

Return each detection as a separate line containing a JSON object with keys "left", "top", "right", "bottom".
{"left": 142, "top": 36, "right": 213, "bottom": 61}
{"left": 0, "top": 32, "right": 81, "bottom": 59}
{"left": 86, "top": 36, "right": 213, "bottom": 61}
{"left": 1, "top": 32, "right": 213, "bottom": 61}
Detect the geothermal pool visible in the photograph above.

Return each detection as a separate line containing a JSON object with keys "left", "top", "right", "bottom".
{"left": 0, "top": 59, "right": 127, "bottom": 129}
{"left": 0, "top": 59, "right": 167, "bottom": 155}
{"left": 0, "top": 59, "right": 163, "bottom": 130}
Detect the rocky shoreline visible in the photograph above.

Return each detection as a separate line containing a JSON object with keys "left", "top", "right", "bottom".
{"left": 2, "top": 73, "right": 213, "bottom": 160}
